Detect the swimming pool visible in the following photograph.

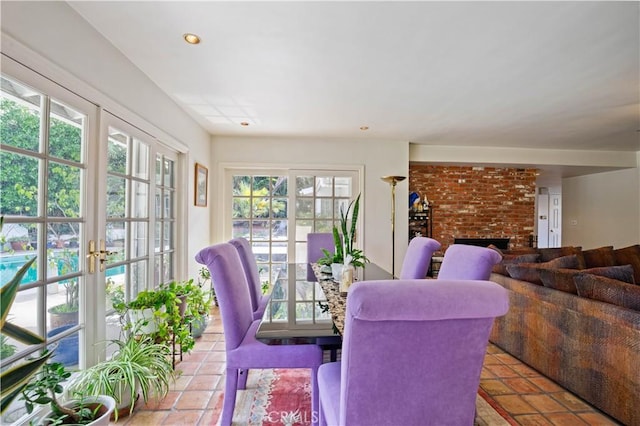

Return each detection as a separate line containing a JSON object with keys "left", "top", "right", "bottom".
{"left": 0, "top": 253, "right": 124, "bottom": 285}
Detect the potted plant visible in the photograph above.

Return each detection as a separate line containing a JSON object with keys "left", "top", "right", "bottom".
{"left": 159, "top": 279, "right": 213, "bottom": 340}
{"left": 114, "top": 285, "right": 195, "bottom": 354}
{"left": 21, "top": 358, "right": 115, "bottom": 425}
{"left": 198, "top": 267, "right": 217, "bottom": 307}
{"left": 7, "top": 236, "right": 30, "bottom": 252}
{"left": 158, "top": 280, "right": 200, "bottom": 351}
{"left": 184, "top": 279, "right": 213, "bottom": 338}
{"left": 317, "top": 194, "right": 369, "bottom": 278}
{"left": 69, "top": 331, "right": 175, "bottom": 420}
{"left": 105, "top": 278, "right": 123, "bottom": 313}
{"left": 113, "top": 288, "right": 169, "bottom": 337}
{"left": 47, "top": 250, "right": 80, "bottom": 329}
{"left": 1, "top": 260, "right": 52, "bottom": 415}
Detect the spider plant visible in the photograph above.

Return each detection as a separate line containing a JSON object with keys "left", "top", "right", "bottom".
{"left": 69, "top": 332, "right": 175, "bottom": 420}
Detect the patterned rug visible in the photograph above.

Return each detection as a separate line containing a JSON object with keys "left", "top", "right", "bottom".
{"left": 231, "top": 369, "right": 515, "bottom": 425}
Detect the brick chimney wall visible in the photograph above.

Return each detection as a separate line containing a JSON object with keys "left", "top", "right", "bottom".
{"left": 409, "top": 165, "right": 537, "bottom": 251}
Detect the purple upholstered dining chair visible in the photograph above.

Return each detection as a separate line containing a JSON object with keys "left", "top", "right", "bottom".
{"left": 317, "top": 279, "right": 509, "bottom": 426}
{"left": 196, "top": 243, "right": 323, "bottom": 426}
{"left": 437, "top": 244, "right": 503, "bottom": 280}
{"left": 307, "top": 232, "right": 336, "bottom": 281}
{"left": 229, "top": 237, "right": 269, "bottom": 320}
{"left": 399, "top": 236, "right": 441, "bottom": 279}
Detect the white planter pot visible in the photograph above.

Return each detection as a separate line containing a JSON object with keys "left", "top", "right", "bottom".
{"left": 111, "top": 381, "right": 139, "bottom": 420}
{"left": 128, "top": 306, "right": 165, "bottom": 334}
{"left": 331, "top": 263, "right": 344, "bottom": 280}
{"left": 39, "top": 395, "right": 116, "bottom": 426}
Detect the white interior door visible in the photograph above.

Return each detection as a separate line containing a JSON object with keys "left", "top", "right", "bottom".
{"left": 549, "top": 194, "right": 562, "bottom": 247}
{"left": 537, "top": 190, "right": 550, "bottom": 248}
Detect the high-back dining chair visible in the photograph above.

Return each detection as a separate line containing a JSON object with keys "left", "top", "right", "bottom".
{"left": 229, "top": 237, "right": 269, "bottom": 320}
{"left": 307, "top": 232, "right": 336, "bottom": 281}
{"left": 437, "top": 244, "right": 503, "bottom": 280}
{"left": 317, "top": 279, "right": 509, "bottom": 426}
{"left": 399, "top": 236, "right": 441, "bottom": 279}
{"left": 196, "top": 243, "right": 323, "bottom": 426}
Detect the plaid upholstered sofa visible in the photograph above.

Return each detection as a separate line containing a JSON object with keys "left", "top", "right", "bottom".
{"left": 488, "top": 244, "right": 640, "bottom": 425}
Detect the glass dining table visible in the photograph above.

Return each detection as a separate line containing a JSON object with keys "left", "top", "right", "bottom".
{"left": 255, "top": 262, "right": 393, "bottom": 345}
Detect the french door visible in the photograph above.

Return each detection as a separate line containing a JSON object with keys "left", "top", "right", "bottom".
{"left": 100, "top": 115, "right": 179, "bottom": 347}
{"left": 226, "top": 168, "right": 360, "bottom": 287}
{"left": 0, "top": 57, "right": 180, "bottom": 422}
{"left": 0, "top": 61, "right": 99, "bottom": 389}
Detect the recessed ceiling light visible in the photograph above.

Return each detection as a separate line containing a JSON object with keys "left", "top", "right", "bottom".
{"left": 183, "top": 33, "right": 201, "bottom": 45}
{"left": 240, "top": 122, "right": 250, "bottom": 127}
{"left": 360, "top": 126, "right": 369, "bottom": 131}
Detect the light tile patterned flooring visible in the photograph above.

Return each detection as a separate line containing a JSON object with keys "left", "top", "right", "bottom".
{"left": 481, "top": 345, "right": 620, "bottom": 425}
{"left": 112, "top": 307, "right": 620, "bottom": 425}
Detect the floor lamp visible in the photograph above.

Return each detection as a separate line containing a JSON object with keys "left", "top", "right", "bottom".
{"left": 381, "top": 175, "right": 406, "bottom": 277}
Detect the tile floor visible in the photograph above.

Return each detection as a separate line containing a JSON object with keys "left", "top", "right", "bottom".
{"left": 113, "top": 307, "right": 620, "bottom": 426}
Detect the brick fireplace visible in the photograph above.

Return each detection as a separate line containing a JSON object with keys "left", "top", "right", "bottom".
{"left": 409, "top": 165, "right": 537, "bottom": 251}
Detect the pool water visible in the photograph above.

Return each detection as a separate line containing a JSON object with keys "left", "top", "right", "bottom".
{"left": 0, "top": 254, "right": 124, "bottom": 285}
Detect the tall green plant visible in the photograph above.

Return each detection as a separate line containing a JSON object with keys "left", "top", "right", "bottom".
{"left": 0, "top": 217, "right": 51, "bottom": 414}
{"left": 317, "top": 194, "right": 369, "bottom": 268}
{"left": 339, "top": 193, "right": 360, "bottom": 256}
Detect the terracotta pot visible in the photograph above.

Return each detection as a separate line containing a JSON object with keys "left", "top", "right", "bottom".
{"left": 48, "top": 308, "right": 79, "bottom": 329}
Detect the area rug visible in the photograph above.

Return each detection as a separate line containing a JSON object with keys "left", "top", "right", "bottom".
{"left": 231, "top": 369, "right": 515, "bottom": 425}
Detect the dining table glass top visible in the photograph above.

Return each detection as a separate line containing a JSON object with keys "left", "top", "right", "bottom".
{"left": 255, "top": 262, "right": 392, "bottom": 344}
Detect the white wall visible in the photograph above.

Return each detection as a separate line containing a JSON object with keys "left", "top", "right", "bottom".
{"left": 410, "top": 144, "right": 637, "bottom": 169}
{"left": 212, "top": 136, "right": 410, "bottom": 274}
{"left": 563, "top": 167, "right": 640, "bottom": 249}
{"left": 1, "top": 1, "right": 211, "bottom": 279}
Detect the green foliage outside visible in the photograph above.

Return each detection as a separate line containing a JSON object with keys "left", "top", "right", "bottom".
{"left": 232, "top": 176, "right": 287, "bottom": 219}
{"left": 0, "top": 97, "right": 125, "bottom": 242}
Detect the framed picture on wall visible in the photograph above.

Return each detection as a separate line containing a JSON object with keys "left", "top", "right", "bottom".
{"left": 195, "top": 163, "right": 208, "bottom": 207}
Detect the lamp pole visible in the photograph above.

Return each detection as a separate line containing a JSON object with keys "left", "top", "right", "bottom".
{"left": 381, "top": 175, "right": 406, "bottom": 277}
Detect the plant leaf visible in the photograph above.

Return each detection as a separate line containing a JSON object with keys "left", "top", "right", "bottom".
{"left": 1, "top": 321, "right": 45, "bottom": 345}
{"left": 1, "top": 257, "right": 37, "bottom": 328}
{"left": 349, "top": 194, "right": 360, "bottom": 250}
{"left": 0, "top": 351, "right": 52, "bottom": 414}
{"left": 0, "top": 383, "right": 27, "bottom": 414}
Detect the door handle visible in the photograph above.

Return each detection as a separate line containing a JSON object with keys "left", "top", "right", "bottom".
{"left": 87, "top": 240, "right": 99, "bottom": 274}
{"left": 98, "top": 239, "right": 115, "bottom": 272}
{"left": 87, "top": 239, "right": 115, "bottom": 273}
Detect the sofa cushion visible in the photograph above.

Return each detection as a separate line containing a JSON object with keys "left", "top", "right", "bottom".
{"left": 492, "top": 253, "right": 540, "bottom": 276}
{"left": 539, "top": 264, "right": 636, "bottom": 294}
{"left": 501, "top": 247, "right": 539, "bottom": 255}
{"left": 538, "top": 246, "right": 583, "bottom": 264}
{"left": 506, "top": 255, "right": 580, "bottom": 285}
{"left": 613, "top": 244, "right": 640, "bottom": 284}
{"left": 574, "top": 274, "right": 640, "bottom": 311}
{"left": 582, "top": 246, "right": 616, "bottom": 268}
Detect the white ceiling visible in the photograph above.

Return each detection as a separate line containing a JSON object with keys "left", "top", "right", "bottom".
{"left": 68, "top": 1, "right": 639, "bottom": 153}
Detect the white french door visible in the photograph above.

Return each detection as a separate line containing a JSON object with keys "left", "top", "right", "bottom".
{"left": 0, "top": 56, "right": 182, "bottom": 423}
{"left": 99, "top": 113, "right": 180, "bottom": 350}
{"left": 225, "top": 168, "right": 361, "bottom": 287}
{"left": 0, "top": 58, "right": 99, "bottom": 389}
{"left": 224, "top": 168, "right": 360, "bottom": 327}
